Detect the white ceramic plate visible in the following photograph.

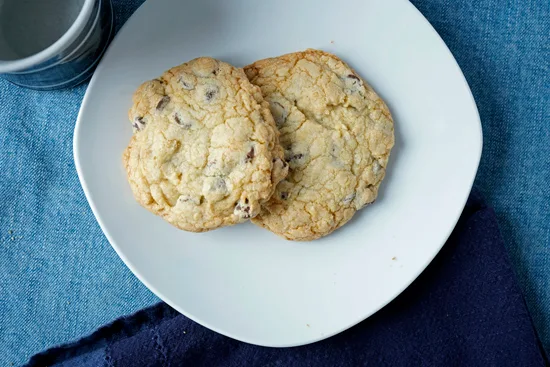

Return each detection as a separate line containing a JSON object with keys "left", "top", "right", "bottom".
{"left": 74, "top": 0, "right": 482, "bottom": 347}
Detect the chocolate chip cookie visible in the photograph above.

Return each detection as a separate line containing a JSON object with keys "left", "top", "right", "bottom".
{"left": 123, "top": 57, "right": 288, "bottom": 232}
{"left": 245, "top": 50, "right": 394, "bottom": 240}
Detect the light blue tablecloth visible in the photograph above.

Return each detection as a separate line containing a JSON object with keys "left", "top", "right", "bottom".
{"left": 0, "top": 0, "right": 548, "bottom": 365}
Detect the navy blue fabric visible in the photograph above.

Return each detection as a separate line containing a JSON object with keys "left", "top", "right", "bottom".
{"left": 26, "top": 192, "right": 549, "bottom": 367}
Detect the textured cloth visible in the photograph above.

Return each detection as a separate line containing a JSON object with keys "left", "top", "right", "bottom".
{"left": 0, "top": 0, "right": 548, "bottom": 366}
{"left": 25, "top": 192, "right": 549, "bottom": 366}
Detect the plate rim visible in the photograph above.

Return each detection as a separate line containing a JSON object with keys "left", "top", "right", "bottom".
{"left": 73, "top": 0, "right": 482, "bottom": 347}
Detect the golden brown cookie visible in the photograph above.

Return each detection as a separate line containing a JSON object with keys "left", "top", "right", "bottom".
{"left": 124, "top": 57, "right": 288, "bottom": 232}
{"left": 245, "top": 49, "right": 394, "bottom": 240}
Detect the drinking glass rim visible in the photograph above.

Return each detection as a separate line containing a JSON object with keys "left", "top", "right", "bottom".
{"left": 0, "top": 0, "right": 95, "bottom": 73}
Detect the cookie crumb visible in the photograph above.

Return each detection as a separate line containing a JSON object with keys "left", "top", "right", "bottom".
{"left": 392, "top": 256, "right": 397, "bottom": 261}
{"left": 183, "top": 331, "right": 187, "bottom": 334}
{"left": 306, "top": 324, "right": 310, "bottom": 327}
{"left": 8, "top": 230, "right": 13, "bottom": 234}
{"left": 330, "top": 40, "right": 335, "bottom": 44}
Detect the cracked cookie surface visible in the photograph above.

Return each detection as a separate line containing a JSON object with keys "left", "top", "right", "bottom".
{"left": 245, "top": 49, "right": 394, "bottom": 240}
{"left": 123, "top": 57, "right": 288, "bottom": 232}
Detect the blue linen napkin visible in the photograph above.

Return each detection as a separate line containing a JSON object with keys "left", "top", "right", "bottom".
{"left": 25, "top": 191, "right": 549, "bottom": 366}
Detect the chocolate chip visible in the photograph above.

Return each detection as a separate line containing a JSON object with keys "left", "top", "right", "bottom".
{"left": 133, "top": 116, "right": 146, "bottom": 131}
{"left": 181, "top": 81, "right": 194, "bottom": 90}
{"left": 286, "top": 153, "right": 304, "bottom": 162}
{"left": 280, "top": 192, "right": 289, "bottom": 200}
{"left": 174, "top": 113, "right": 192, "bottom": 129}
{"left": 211, "top": 178, "right": 226, "bottom": 191}
{"left": 205, "top": 86, "right": 219, "bottom": 102}
{"left": 212, "top": 69, "right": 217, "bottom": 75}
{"left": 234, "top": 202, "right": 251, "bottom": 219}
{"left": 343, "top": 193, "right": 356, "bottom": 204}
{"left": 205, "top": 177, "right": 228, "bottom": 194}
{"left": 156, "top": 96, "right": 170, "bottom": 111}
{"left": 273, "top": 157, "right": 289, "bottom": 168}
{"left": 206, "top": 90, "right": 216, "bottom": 100}
{"left": 347, "top": 74, "right": 361, "bottom": 82}
{"left": 271, "top": 101, "right": 287, "bottom": 126}
{"left": 177, "top": 195, "right": 200, "bottom": 205}
{"left": 245, "top": 147, "right": 255, "bottom": 163}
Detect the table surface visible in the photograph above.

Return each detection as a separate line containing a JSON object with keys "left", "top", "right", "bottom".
{"left": 0, "top": 0, "right": 548, "bottom": 365}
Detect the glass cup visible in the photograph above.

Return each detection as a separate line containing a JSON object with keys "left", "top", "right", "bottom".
{"left": 0, "top": 0, "right": 114, "bottom": 90}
